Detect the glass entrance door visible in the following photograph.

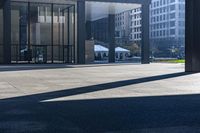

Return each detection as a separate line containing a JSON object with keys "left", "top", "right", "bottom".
{"left": 32, "top": 45, "right": 47, "bottom": 63}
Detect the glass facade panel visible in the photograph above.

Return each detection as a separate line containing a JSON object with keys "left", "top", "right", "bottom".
{"left": 68, "top": 6, "right": 75, "bottom": 63}
{"left": 11, "top": 2, "right": 28, "bottom": 63}
{"left": 30, "top": 3, "right": 52, "bottom": 63}
{"left": 0, "top": 8, "right": 3, "bottom": 63}
{"left": 53, "top": 4, "right": 75, "bottom": 63}
{"left": 10, "top": 1, "right": 76, "bottom": 64}
{"left": 86, "top": 2, "right": 141, "bottom": 63}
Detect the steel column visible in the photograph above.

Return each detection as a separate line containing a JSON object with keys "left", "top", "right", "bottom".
{"left": 3, "top": 0, "right": 11, "bottom": 64}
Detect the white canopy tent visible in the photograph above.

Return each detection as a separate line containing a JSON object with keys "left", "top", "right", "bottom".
{"left": 115, "top": 47, "right": 130, "bottom": 52}
{"left": 94, "top": 45, "right": 109, "bottom": 52}
{"left": 94, "top": 45, "right": 130, "bottom": 61}
{"left": 115, "top": 47, "right": 130, "bottom": 60}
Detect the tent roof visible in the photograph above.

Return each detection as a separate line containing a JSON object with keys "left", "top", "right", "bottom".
{"left": 115, "top": 47, "right": 130, "bottom": 52}
{"left": 94, "top": 45, "right": 109, "bottom": 52}
{"left": 94, "top": 45, "right": 130, "bottom": 52}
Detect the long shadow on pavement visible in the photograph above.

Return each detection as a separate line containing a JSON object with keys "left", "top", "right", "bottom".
{"left": 0, "top": 72, "right": 199, "bottom": 133}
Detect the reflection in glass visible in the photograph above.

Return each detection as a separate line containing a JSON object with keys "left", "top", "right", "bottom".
{"left": 85, "top": 2, "right": 142, "bottom": 63}
{"left": 11, "top": 2, "right": 28, "bottom": 63}
{"left": 53, "top": 5, "right": 75, "bottom": 63}
{"left": 10, "top": 2, "right": 76, "bottom": 64}
{"left": 30, "top": 3, "right": 52, "bottom": 63}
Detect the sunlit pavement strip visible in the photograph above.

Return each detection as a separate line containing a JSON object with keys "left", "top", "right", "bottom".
{"left": 0, "top": 63, "right": 199, "bottom": 101}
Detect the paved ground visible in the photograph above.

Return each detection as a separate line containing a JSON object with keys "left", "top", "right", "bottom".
{"left": 1, "top": 63, "right": 200, "bottom": 132}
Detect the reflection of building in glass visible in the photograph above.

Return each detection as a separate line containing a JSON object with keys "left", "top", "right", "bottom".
{"left": 114, "top": 7, "right": 142, "bottom": 46}
{"left": 86, "top": 17, "right": 109, "bottom": 43}
{"left": 114, "top": 6, "right": 142, "bottom": 58}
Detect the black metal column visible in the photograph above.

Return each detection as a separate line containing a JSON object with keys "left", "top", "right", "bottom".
{"left": 77, "top": 1, "right": 85, "bottom": 64}
{"left": 3, "top": 0, "right": 11, "bottom": 64}
{"left": 51, "top": 3, "right": 54, "bottom": 63}
{"left": 86, "top": 21, "right": 92, "bottom": 40}
{"left": 141, "top": 3, "right": 150, "bottom": 64}
{"left": 108, "top": 14, "right": 115, "bottom": 63}
{"left": 185, "top": 0, "right": 200, "bottom": 72}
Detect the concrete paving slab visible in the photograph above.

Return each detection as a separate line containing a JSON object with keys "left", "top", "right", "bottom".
{"left": 0, "top": 63, "right": 200, "bottom": 132}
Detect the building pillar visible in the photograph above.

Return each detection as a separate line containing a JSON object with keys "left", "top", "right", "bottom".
{"left": 108, "top": 14, "right": 115, "bottom": 63}
{"left": 185, "top": 0, "right": 200, "bottom": 72}
{"left": 77, "top": 1, "right": 85, "bottom": 64}
{"left": 141, "top": 3, "right": 150, "bottom": 64}
{"left": 86, "top": 21, "right": 92, "bottom": 40}
{"left": 3, "top": 0, "right": 11, "bottom": 64}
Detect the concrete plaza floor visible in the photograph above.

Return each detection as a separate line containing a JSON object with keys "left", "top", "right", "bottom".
{"left": 1, "top": 63, "right": 200, "bottom": 132}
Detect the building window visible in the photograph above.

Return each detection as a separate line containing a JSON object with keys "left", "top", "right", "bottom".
{"left": 10, "top": 2, "right": 76, "bottom": 64}
{"left": 170, "top": 29, "right": 175, "bottom": 35}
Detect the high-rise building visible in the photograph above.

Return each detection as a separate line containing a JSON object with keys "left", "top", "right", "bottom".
{"left": 129, "top": 7, "right": 142, "bottom": 44}
{"left": 114, "top": 0, "right": 185, "bottom": 57}
{"left": 115, "top": 11, "right": 131, "bottom": 45}
{"left": 150, "top": 0, "right": 185, "bottom": 57}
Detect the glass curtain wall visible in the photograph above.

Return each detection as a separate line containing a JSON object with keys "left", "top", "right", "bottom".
{"left": 10, "top": 1, "right": 75, "bottom": 64}
{"left": 85, "top": 2, "right": 142, "bottom": 63}
{"left": 53, "top": 4, "right": 75, "bottom": 63}
{"left": 0, "top": 8, "right": 3, "bottom": 63}
{"left": 11, "top": 2, "right": 29, "bottom": 63}
{"left": 30, "top": 3, "right": 52, "bottom": 63}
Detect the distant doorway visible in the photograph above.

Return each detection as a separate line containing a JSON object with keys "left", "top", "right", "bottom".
{"left": 32, "top": 45, "right": 47, "bottom": 63}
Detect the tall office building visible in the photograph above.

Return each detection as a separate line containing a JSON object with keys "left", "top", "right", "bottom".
{"left": 114, "top": 7, "right": 142, "bottom": 45}
{"left": 115, "top": 11, "right": 131, "bottom": 46}
{"left": 114, "top": 0, "right": 185, "bottom": 57}
{"left": 129, "top": 7, "right": 142, "bottom": 44}
{"left": 150, "top": 0, "right": 185, "bottom": 57}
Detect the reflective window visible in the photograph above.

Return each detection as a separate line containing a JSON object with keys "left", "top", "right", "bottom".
{"left": 86, "top": 2, "right": 142, "bottom": 63}
{"left": 30, "top": 3, "right": 52, "bottom": 63}
{"left": 53, "top": 4, "right": 75, "bottom": 63}
{"left": 10, "top": 2, "right": 76, "bottom": 64}
{"left": 11, "top": 2, "right": 28, "bottom": 63}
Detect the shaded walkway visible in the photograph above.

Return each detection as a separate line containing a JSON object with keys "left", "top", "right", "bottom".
{"left": 1, "top": 93, "right": 200, "bottom": 132}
